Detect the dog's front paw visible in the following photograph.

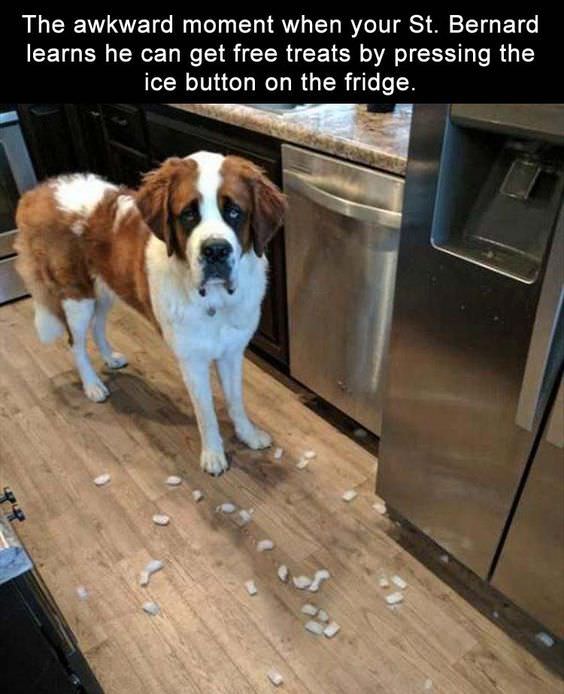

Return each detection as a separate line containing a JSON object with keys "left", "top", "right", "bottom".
{"left": 83, "top": 378, "right": 109, "bottom": 403}
{"left": 200, "top": 448, "right": 229, "bottom": 476}
{"left": 237, "top": 425, "right": 272, "bottom": 450}
{"left": 104, "top": 352, "right": 128, "bottom": 369}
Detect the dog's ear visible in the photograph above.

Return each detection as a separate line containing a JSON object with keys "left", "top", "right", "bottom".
{"left": 137, "top": 157, "right": 196, "bottom": 257}
{"left": 250, "top": 170, "right": 287, "bottom": 257}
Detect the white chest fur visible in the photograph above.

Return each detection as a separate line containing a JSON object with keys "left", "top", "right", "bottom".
{"left": 145, "top": 235, "right": 268, "bottom": 361}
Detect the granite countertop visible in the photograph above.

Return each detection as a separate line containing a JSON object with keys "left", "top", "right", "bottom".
{"left": 169, "top": 104, "right": 412, "bottom": 176}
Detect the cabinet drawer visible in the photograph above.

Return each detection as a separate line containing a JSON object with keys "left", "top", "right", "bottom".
{"left": 102, "top": 104, "right": 147, "bottom": 152}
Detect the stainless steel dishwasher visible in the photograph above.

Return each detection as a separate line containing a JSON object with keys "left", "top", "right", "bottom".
{"left": 282, "top": 144, "right": 404, "bottom": 435}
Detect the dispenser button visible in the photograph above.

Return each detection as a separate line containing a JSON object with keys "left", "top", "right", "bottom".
{"left": 501, "top": 158, "right": 541, "bottom": 200}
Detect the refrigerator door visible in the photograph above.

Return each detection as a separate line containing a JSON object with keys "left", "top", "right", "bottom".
{"left": 378, "top": 105, "right": 563, "bottom": 578}
{"left": 492, "top": 375, "right": 564, "bottom": 638}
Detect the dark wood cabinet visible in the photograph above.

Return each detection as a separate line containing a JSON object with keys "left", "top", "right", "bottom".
{"left": 17, "top": 104, "right": 79, "bottom": 179}
{"left": 107, "top": 143, "right": 149, "bottom": 189}
{"left": 72, "top": 105, "right": 112, "bottom": 177}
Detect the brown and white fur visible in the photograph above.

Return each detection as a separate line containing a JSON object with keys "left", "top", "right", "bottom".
{"left": 15, "top": 152, "right": 286, "bottom": 475}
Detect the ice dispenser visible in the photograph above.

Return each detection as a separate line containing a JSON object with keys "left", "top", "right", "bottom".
{"left": 431, "top": 104, "right": 564, "bottom": 283}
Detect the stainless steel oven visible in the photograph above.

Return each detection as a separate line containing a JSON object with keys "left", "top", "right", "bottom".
{"left": 0, "top": 110, "right": 37, "bottom": 304}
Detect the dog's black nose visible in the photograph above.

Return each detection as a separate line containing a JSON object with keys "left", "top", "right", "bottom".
{"left": 201, "top": 238, "right": 232, "bottom": 263}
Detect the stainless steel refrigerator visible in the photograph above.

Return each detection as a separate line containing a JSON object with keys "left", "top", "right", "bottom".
{"left": 378, "top": 105, "right": 563, "bottom": 634}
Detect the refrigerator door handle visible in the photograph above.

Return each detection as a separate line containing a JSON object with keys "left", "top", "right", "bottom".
{"left": 545, "top": 377, "right": 564, "bottom": 448}
{"left": 515, "top": 210, "right": 564, "bottom": 432}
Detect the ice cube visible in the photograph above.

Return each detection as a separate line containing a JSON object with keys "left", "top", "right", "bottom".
{"left": 145, "top": 559, "right": 164, "bottom": 575}
{"left": 277, "top": 565, "right": 289, "bottom": 582}
{"left": 237, "top": 509, "right": 253, "bottom": 526}
{"left": 296, "top": 459, "right": 309, "bottom": 470}
{"left": 535, "top": 631, "right": 555, "bottom": 648}
{"left": 273, "top": 447, "right": 283, "bottom": 460}
{"left": 323, "top": 621, "right": 341, "bottom": 638}
{"left": 76, "top": 585, "right": 88, "bottom": 600}
{"left": 318, "top": 609, "right": 329, "bottom": 623}
{"left": 293, "top": 575, "right": 312, "bottom": 590}
{"left": 391, "top": 575, "right": 407, "bottom": 590}
{"left": 165, "top": 475, "right": 182, "bottom": 486}
{"left": 303, "top": 450, "right": 316, "bottom": 460}
{"left": 94, "top": 473, "right": 110, "bottom": 486}
{"left": 301, "top": 603, "right": 318, "bottom": 616}
{"left": 305, "top": 620, "right": 323, "bottom": 635}
{"left": 385, "top": 591, "right": 404, "bottom": 605}
{"left": 372, "top": 501, "right": 387, "bottom": 515}
{"left": 244, "top": 579, "right": 258, "bottom": 596}
{"left": 152, "top": 514, "right": 170, "bottom": 526}
{"left": 309, "top": 569, "right": 330, "bottom": 592}
{"left": 342, "top": 489, "right": 358, "bottom": 502}
{"left": 192, "top": 490, "right": 203, "bottom": 502}
{"left": 267, "top": 669, "right": 284, "bottom": 686}
{"left": 257, "top": 539, "right": 274, "bottom": 552}
{"left": 216, "top": 503, "right": 236, "bottom": 514}
{"left": 142, "top": 601, "right": 160, "bottom": 616}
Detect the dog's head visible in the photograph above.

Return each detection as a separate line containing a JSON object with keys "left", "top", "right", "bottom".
{"left": 137, "top": 152, "right": 286, "bottom": 294}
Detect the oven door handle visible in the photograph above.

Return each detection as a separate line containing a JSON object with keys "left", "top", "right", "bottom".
{"left": 284, "top": 170, "right": 402, "bottom": 228}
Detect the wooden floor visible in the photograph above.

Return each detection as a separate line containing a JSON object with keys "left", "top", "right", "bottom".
{"left": 0, "top": 298, "right": 561, "bottom": 694}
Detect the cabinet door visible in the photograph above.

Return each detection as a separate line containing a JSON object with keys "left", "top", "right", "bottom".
{"left": 146, "top": 110, "right": 289, "bottom": 368}
{"left": 108, "top": 143, "right": 149, "bottom": 188}
{"left": 17, "top": 104, "right": 78, "bottom": 179}
{"left": 102, "top": 104, "right": 148, "bottom": 152}
{"left": 492, "top": 375, "right": 564, "bottom": 638}
{"left": 74, "top": 105, "right": 112, "bottom": 177}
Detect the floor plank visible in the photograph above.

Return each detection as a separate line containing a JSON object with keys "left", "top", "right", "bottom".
{"left": 0, "top": 299, "right": 561, "bottom": 694}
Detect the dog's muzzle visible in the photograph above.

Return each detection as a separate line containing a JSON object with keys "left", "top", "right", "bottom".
{"left": 199, "top": 238, "right": 235, "bottom": 295}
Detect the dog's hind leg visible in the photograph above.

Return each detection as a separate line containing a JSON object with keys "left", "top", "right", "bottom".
{"left": 92, "top": 280, "right": 128, "bottom": 369}
{"left": 63, "top": 297, "right": 109, "bottom": 403}
{"left": 33, "top": 301, "right": 66, "bottom": 344}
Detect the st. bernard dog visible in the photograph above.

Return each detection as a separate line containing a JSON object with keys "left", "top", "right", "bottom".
{"left": 15, "top": 152, "right": 286, "bottom": 476}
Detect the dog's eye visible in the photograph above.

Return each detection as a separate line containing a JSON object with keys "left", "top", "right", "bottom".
{"left": 180, "top": 202, "right": 200, "bottom": 227}
{"left": 223, "top": 200, "right": 243, "bottom": 227}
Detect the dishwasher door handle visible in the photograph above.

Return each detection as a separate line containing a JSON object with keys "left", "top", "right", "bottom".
{"left": 284, "top": 170, "right": 402, "bottom": 228}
